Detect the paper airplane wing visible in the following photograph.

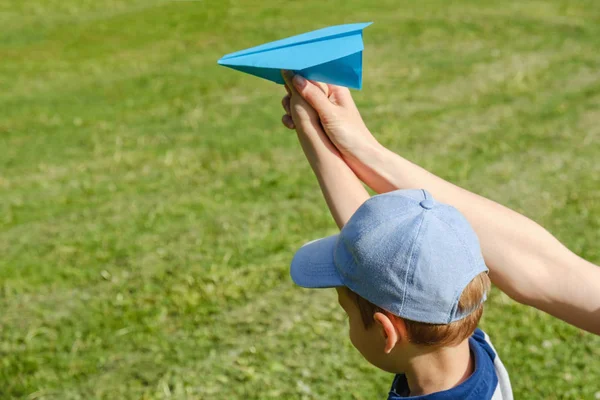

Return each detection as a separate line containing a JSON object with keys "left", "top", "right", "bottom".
{"left": 218, "top": 22, "right": 372, "bottom": 89}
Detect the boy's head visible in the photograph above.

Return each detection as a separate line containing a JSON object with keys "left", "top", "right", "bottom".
{"left": 291, "top": 189, "right": 490, "bottom": 372}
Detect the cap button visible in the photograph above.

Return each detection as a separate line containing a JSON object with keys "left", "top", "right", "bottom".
{"left": 419, "top": 199, "right": 434, "bottom": 210}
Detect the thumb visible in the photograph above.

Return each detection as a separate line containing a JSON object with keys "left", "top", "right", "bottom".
{"left": 292, "top": 75, "right": 334, "bottom": 117}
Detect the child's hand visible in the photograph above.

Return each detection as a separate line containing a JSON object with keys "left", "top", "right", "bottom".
{"left": 280, "top": 70, "right": 326, "bottom": 136}
{"left": 280, "top": 72, "right": 379, "bottom": 165}
{"left": 280, "top": 70, "right": 341, "bottom": 161}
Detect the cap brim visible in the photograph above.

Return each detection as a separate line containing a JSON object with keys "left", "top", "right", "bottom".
{"left": 290, "top": 234, "right": 344, "bottom": 288}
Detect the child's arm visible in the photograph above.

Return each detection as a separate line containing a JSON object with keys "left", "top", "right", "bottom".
{"left": 281, "top": 71, "right": 369, "bottom": 229}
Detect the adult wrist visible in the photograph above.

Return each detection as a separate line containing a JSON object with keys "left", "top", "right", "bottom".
{"left": 343, "top": 136, "right": 402, "bottom": 194}
{"left": 346, "top": 133, "right": 384, "bottom": 170}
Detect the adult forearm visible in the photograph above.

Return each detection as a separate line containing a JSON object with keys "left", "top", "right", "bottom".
{"left": 350, "top": 141, "right": 600, "bottom": 334}
{"left": 295, "top": 129, "right": 370, "bottom": 230}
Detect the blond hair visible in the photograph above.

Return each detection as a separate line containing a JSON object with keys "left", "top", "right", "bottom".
{"left": 350, "top": 272, "right": 491, "bottom": 347}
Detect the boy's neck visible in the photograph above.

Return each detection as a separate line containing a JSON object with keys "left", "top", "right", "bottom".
{"left": 402, "top": 339, "right": 474, "bottom": 396}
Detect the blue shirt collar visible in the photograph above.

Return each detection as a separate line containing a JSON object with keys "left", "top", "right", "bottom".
{"left": 387, "top": 332, "right": 498, "bottom": 399}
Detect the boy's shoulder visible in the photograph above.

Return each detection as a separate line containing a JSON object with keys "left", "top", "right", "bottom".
{"left": 471, "top": 329, "right": 513, "bottom": 400}
{"left": 388, "top": 329, "right": 513, "bottom": 400}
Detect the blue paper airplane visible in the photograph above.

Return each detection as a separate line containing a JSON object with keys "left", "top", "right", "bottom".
{"left": 217, "top": 22, "right": 372, "bottom": 90}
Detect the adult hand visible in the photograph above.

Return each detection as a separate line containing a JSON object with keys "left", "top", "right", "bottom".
{"left": 280, "top": 71, "right": 323, "bottom": 135}
{"left": 280, "top": 74, "right": 379, "bottom": 167}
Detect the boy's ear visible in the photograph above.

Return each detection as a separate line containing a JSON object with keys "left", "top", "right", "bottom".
{"left": 374, "top": 312, "right": 406, "bottom": 354}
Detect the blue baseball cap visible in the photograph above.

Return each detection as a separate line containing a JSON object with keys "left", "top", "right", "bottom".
{"left": 290, "top": 189, "right": 488, "bottom": 324}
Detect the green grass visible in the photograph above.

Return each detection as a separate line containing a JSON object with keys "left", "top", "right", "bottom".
{"left": 1, "top": 0, "right": 599, "bottom": 398}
